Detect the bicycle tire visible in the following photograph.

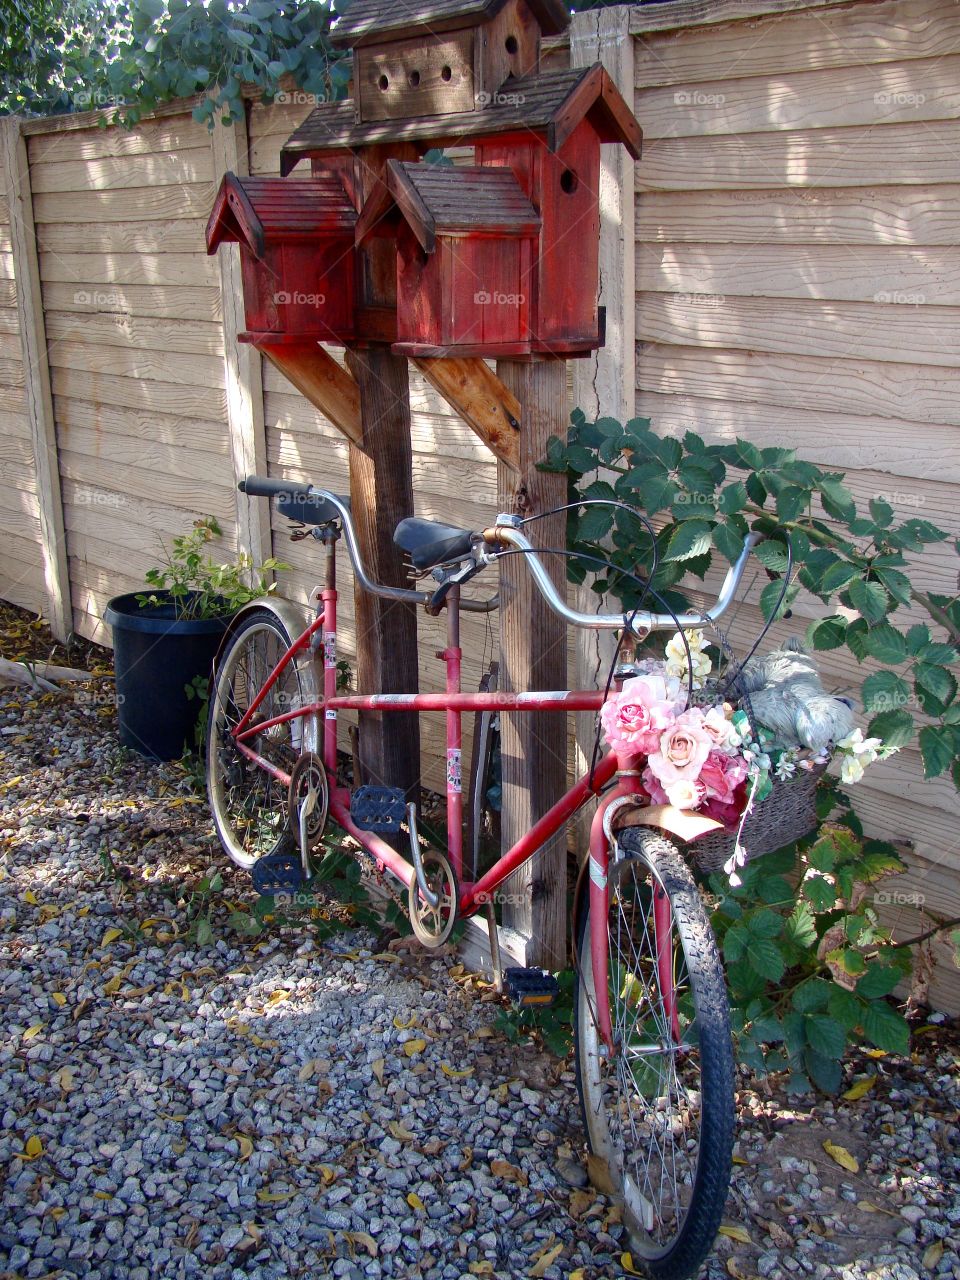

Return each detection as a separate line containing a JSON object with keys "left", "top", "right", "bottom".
{"left": 207, "top": 609, "right": 320, "bottom": 869}
{"left": 574, "top": 828, "right": 735, "bottom": 1280}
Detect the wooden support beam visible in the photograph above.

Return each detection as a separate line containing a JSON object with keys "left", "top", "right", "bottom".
{"left": 1, "top": 117, "right": 71, "bottom": 641}
{"left": 257, "top": 341, "right": 363, "bottom": 447}
{"left": 495, "top": 357, "right": 569, "bottom": 970}
{"left": 413, "top": 356, "right": 521, "bottom": 472}
{"left": 209, "top": 107, "right": 271, "bottom": 569}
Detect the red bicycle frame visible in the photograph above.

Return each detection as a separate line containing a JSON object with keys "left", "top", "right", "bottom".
{"left": 227, "top": 528, "right": 675, "bottom": 1051}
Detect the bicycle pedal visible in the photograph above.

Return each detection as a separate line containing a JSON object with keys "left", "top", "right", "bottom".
{"left": 504, "top": 967, "right": 559, "bottom": 1008}
{"left": 251, "top": 852, "right": 304, "bottom": 897}
{"left": 350, "top": 785, "right": 407, "bottom": 833}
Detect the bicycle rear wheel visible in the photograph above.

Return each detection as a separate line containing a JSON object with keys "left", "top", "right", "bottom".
{"left": 574, "top": 828, "right": 734, "bottom": 1280}
{"left": 207, "top": 609, "right": 319, "bottom": 868}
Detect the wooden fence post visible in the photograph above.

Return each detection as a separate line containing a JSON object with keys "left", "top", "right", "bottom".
{"left": 209, "top": 106, "right": 271, "bottom": 567}
{"left": 569, "top": 6, "right": 637, "bottom": 838}
{"left": 1, "top": 117, "right": 71, "bottom": 642}
{"left": 496, "top": 357, "right": 568, "bottom": 971}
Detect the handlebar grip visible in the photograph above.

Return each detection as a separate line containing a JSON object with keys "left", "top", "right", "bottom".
{"left": 239, "top": 475, "right": 312, "bottom": 499}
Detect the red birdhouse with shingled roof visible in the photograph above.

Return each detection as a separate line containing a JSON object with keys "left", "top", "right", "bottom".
{"left": 205, "top": 172, "right": 357, "bottom": 343}
{"left": 276, "top": 0, "right": 642, "bottom": 358}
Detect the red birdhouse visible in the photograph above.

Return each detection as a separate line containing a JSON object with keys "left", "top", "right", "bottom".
{"left": 205, "top": 173, "right": 357, "bottom": 344}
{"left": 357, "top": 160, "right": 541, "bottom": 356}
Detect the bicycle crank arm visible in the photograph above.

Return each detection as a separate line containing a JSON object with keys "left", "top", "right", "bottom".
{"left": 407, "top": 803, "right": 439, "bottom": 910}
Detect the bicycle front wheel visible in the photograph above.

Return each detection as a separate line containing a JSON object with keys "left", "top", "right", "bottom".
{"left": 207, "top": 608, "right": 319, "bottom": 869}
{"left": 574, "top": 828, "right": 734, "bottom": 1280}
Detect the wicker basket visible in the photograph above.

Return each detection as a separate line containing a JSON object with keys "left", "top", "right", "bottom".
{"left": 689, "top": 762, "right": 827, "bottom": 875}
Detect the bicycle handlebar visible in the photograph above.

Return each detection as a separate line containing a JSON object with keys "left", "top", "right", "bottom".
{"left": 242, "top": 477, "right": 765, "bottom": 632}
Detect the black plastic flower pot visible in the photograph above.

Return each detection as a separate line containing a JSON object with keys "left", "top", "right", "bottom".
{"left": 103, "top": 592, "right": 233, "bottom": 761}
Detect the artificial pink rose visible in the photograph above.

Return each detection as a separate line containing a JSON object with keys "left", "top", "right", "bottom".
{"left": 701, "top": 705, "right": 738, "bottom": 754}
{"left": 641, "top": 766, "right": 668, "bottom": 805}
{"left": 664, "top": 777, "right": 704, "bottom": 810}
{"left": 600, "top": 672, "right": 686, "bottom": 755}
{"left": 698, "top": 750, "right": 748, "bottom": 805}
{"left": 646, "top": 709, "right": 713, "bottom": 785}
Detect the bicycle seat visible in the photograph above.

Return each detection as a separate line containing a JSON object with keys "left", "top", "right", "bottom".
{"left": 394, "top": 516, "right": 476, "bottom": 570}
{"left": 277, "top": 491, "right": 350, "bottom": 525}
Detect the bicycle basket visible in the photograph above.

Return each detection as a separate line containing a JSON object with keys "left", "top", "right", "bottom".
{"left": 689, "top": 761, "right": 827, "bottom": 875}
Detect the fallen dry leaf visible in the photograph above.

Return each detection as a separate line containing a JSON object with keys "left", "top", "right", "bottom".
{"left": 371, "top": 1057, "right": 385, "bottom": 1085}
{"left": 389, "top": 1120, "right": 415, "bottom": 1143}
{"left": 842, "top": 1076, "right": 876, "bottom": 1101}
{"left": 406, "top": 1191, "right": 425, "bottom": 1212}
{"left": 468, "top": 1264, "right": 493, "bottom": 1276}
{"left": 620, "top": 1254, "right": 644, "bottom": 1276}
{"left": 923, "top": 1242, "right": 944, "bottom": 1271}
{"left": 491, "top": 1158, "right": 527, "bottom": 1186}
{"left": 529, "top": 1242, "right": 562, "bottom": 1277}
{"left": 298, "top": 1060, "right": 315, "bottom": 1083}
{"left": 586, "top": 1152, "right": 616, "bottom": 1195}
{"left": 440, "top": 1062, "right": 474, "bottom": 1079}
{"left": 402, "top": 1039, "right": 426, "bottom": 1057}
{"left": 101, "top": 928, "right": 122, "bottom": 947}
{"left": 393, "top": 1013, "right": 416, "bottom": 1030}
{"left": 22, "top": 1024, "right": 43, "bottom": 1042}
{"left": 237, "top": 1135, "right": 254, "bottom": 1161}
{"left": 568, "top": 1189, "right": 594, "bottom": 1218}
{"left": 346, "top": 1230, "right": 378, "bottom": 1258}
{"left": 823, "top": 1140, "right": 859, "bottom": 1173}
{"left": 718, "top": 1225, "right": 752, "bottom": 1244}
{"left": 22, "top": 1135, "right": 43, "bottom": 1160}
{"left": 256, "top": 1189, "right": 295, "bottom": 1204}
{"left": 50, "top": 993, "right": 66, "bottom": 1008}
{"left": 53, "top": 1066, "right": 75, "bottom": 1092}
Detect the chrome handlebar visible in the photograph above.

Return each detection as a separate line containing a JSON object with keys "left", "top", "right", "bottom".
{"left": 309, "top": 488, "right": 765, "bottom": 633}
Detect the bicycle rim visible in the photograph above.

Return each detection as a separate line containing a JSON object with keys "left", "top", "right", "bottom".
{"left": 574, "top": 829, "right": 734, "bottom": 1280}
{"left": 207, "top": 612, "right": 318, "bottom": 868}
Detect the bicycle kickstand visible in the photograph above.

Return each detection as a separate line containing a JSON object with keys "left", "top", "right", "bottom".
{"left": 297, "top": 785, "right": 318, "bottom": 881}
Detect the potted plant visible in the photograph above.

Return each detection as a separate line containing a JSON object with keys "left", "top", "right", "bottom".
{"left": 104, "top": 517, "right": 284, "bottom": 760}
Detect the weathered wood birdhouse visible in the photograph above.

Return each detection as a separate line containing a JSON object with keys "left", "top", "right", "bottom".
{"left": 356, "top": 160, "right": 541, "bottom": 356}
{"left": 205, "top": 173, "right": 357, "bottom": 344}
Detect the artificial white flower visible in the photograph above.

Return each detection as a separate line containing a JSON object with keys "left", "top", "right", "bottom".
{"left": 774, "top": 755, "right": 797, "bottom": 781}
{"left": 840, "top": 755, "right": 865, "bottom": 784}
{"left": 838, "top": 727, "right": 883, "bottom": 761}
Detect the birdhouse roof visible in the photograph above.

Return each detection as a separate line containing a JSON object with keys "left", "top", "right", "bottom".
{"left": 330, "top": 0, "right": 569, "bottom": 48}
{"left": 205, "top": 173, "right": 357, "bottom": 257}
{"left": 280, "top": 63, "right": 642, "bottom": 174}
{"left": 357, "top": 160, "right": 540, "bottom": 252}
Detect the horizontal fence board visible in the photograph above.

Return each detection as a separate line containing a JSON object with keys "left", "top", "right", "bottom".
{"left": 637, "top": 293, "right": 960, "bottom": 368}
{"left": 634, "top": 389, "right": 960, "bottom": 485}
{"left": 45, "top": 311, "right": 224, "bottom": 358}
{"left": 32, "top": 184, "right": 216, "bottom": 225}
{"left": 28, "top": 147, "right": 213, "bottom": 193}
{"left": 39, "top": 250, "right": 219, "bottom": 289}
{"left": 28, "top": 115, "right": 207, "bottom": 164}
{"left": 0, "top": 409, "right": 31, "bottom": 440}
{"left": 61, "top": 478, "right": 237, "bottom": 546}
{"left": 637, "top": 55, "right": 960, "bottom": 139}
{"left": 636, "top": 122, "right": 960, "bottom": 191}
{"left": 636, "top": 342, "right": 960, "bottom": 426}
{"left": 58, "top": 449, "right": 235, "bottom": 522}
{"left": 0, "top": 306, "right": 20, "bottom": 334}
{"left": 56, "top": 424, "right": 234, "bottom": 488}
{"left": 637, "top": 244, "right": 960, "bottom": 304}
{"left": 38, "top": 219, "right": 209, "bottom": 256}
{"left": 633, "top": 0, "right": 960, "bottom": 87}
{"left": 40, "top": 281, "right": 221, "bottom": 323}
{"left": 50, "top": 366, "right": 226, "bottom": 420}
{"left": 47, "top": 339, "right": 224, "bottom": 390}
{"left": 55, "top": 395, "right": 230, "bottom": 457}
{"left": 635, "top": 185, "right": 960, "bottom": 246}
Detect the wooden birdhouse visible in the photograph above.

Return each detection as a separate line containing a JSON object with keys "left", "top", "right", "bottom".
{"left": 205, "top": 173, "right": 358, "bottom": 344}
{"left": 356, "top": 160, "right": 540, "bottom": 356}
{"left": 331, "top": 0, "right": 570, "bottom": 124}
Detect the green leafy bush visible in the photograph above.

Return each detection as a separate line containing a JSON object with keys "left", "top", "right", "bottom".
{"left": 541, "top": 411, "right": 960, "bottom": 1088}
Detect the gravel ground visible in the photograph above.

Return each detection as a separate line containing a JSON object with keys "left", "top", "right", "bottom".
{"left": 1, "top": 602, "right": 958, "bottom": 1280}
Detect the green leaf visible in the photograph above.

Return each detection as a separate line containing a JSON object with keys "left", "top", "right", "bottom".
{"left": 745, "top": 471, "right": 767, "bottom": 506}
{"left": 748, "top": 907, "right": 784, "bottom": 939}
{"left": 804, "top": 1013, "right": 847, "bottom": 1060}
{"left": 759, "top": 579, "right": 798, "bottom": 622}
{"left": 856, "top": 964, "right": 902, "bottom": 1000}
{"left": 862, "top": 623, "right": 908, "bottom": 665}
{"left": 745, "top": 938, "right": 786, "bottom": 982}
{"left": 803, "top": 875, "right": 836, "bottom": 911}
{"left": 819, "top": 560, "right": 860, "bottom": 595}
{"left": 919, "top": 725, "right": 954, "bottom": 779}
{"left": 806, "top": 615, "right": 847, "bottom": 651}
{"left": 712, "top": 520, "right": 744, "bottom": 564}
{"left": 848, "top": 578, "right": 889, "bottom": 624}
{"left": 827, "top": 985, "right": 861, "bottom": 1031}
{"left": 776, "top": 485, "right": 808, "bottom": 522}
{"left": 723, "top": 923, "right": 750, "bottom": 965}
{"left": 874, "top": 567, "right": 912, "bottom": 607}
{"left": 753, "top": 541, "right": 790, "bottom": 574}
{"left": 819, "top": 475, "right": 857, "bottom": 521}
{"left": 791, "top": 979, "right": 832, "bottom": 1014}
{"left": 919, "top": 641, "right": 959, "bottom": 665}
{"left": 869, "top": 498, "right": 894, "bottom": 528}
{"left": 906, "top": 623, "right": 931, "bottom": 655}
{"left": 783, "top": 901, "right": 817, "bottom": 950}
{"left": 914, "top": 663, "right": 956, "bottom": 708}
{"left": 804, "top": 1046, "right": 843, "bottom": 1094}
{"left": 861, "top": 670, "right": 910, "bottom": 714}
{"left": 861, "top": 1001, "right": 909, "bottom": 1055}
{"left": 577, "top": 505, "right": 614, "bottom": 542}
{"left": 866, "top": 709, "right": 914, "bottom": 751}
{"left": 664, "top": 520, "right": 713, "bottom": 562}
{"left": 718, "top": 480, "right": 747, "bottom": 515}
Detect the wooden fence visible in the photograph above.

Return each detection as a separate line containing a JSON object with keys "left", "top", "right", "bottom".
{"left": 1, "top": 0, "right": 958, "bottom": 1003}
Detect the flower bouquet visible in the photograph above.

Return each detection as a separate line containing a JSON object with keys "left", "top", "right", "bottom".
{"left": 600, "top": 630, "right": 891, "bottom": 882}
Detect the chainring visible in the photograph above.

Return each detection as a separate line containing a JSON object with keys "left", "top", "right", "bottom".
{"left": 286, "top": 751, "right": 329, "bottom": 851}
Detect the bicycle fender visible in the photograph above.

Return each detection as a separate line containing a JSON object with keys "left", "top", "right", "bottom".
{"left": 211, "top": 597, "right": 312, "bottom": 675}
{"left": 615, "top": 804, "right": 725, "bottom": 844}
